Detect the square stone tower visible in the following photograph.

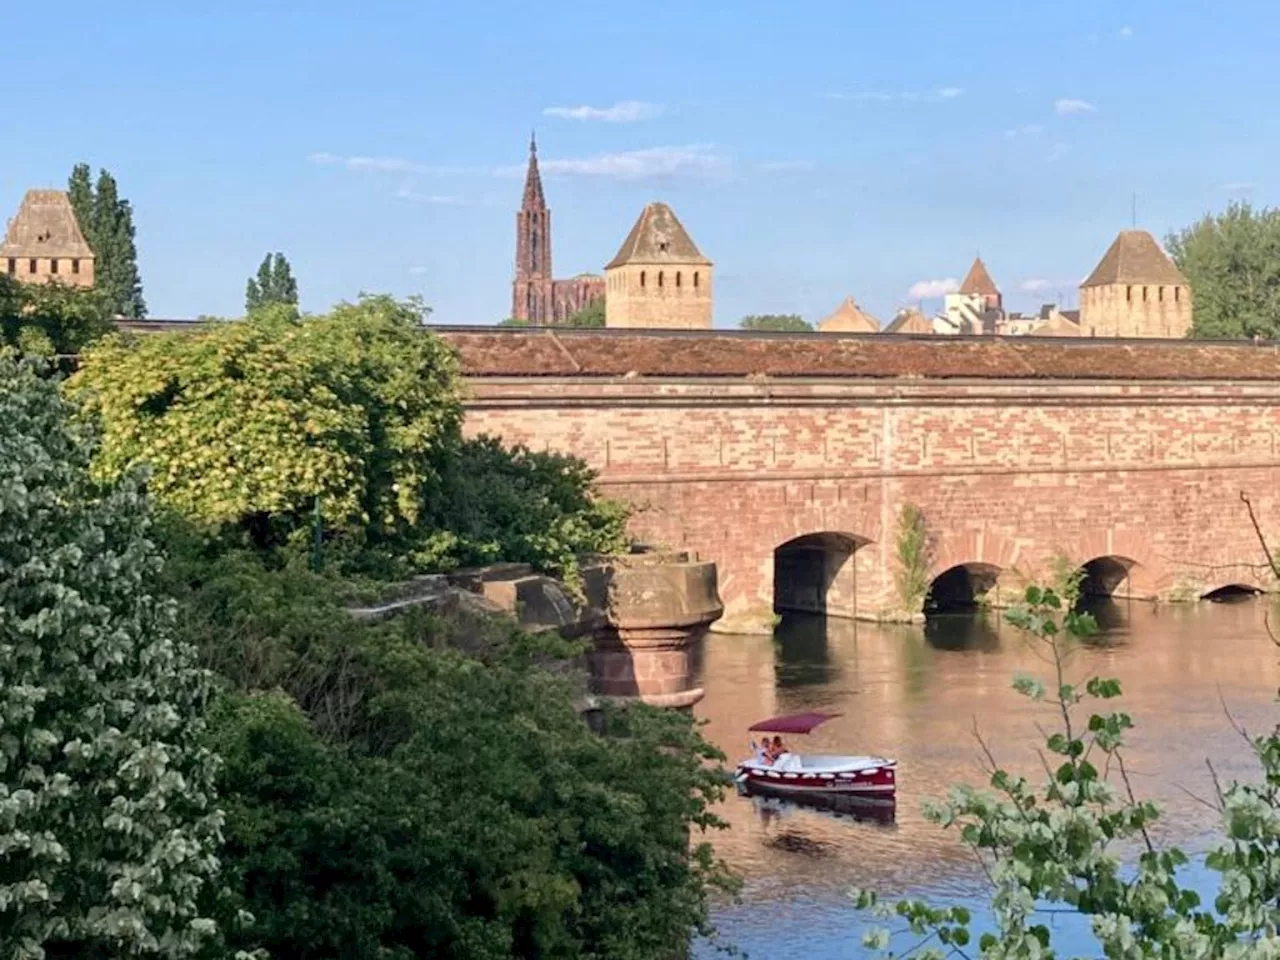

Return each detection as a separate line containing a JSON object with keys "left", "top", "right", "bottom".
{"left": 1079, "top": 230, "right": 1192, "bottom": 338}
{"left": 1, "top": 190, "right": 95, "bottom": 288}
{"left": 604, "top": 202, "right": 712, "bottom": 329}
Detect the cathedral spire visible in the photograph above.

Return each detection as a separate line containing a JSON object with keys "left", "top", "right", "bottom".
{"left": 522, "top": 132, "right": 546, "bottom": 209}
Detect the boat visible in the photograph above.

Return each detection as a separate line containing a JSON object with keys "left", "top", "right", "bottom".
{"left": 734, "top": 712, "right": 896, "bottom": 797}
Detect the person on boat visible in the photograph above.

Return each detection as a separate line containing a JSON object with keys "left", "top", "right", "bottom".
{"left": 772, "top": 736, "right": 787, "bottom": 759}
{"left": 751, "top": 739, "right": 769, "bottom": 765}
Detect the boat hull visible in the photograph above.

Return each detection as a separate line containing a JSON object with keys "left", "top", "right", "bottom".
{"left": 734, "top": 759, "right": 896, "bottom": 796}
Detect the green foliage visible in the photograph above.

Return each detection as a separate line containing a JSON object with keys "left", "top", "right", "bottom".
{"left": 165, "top": 545, "right": 735, "bottom": 959}
{"left": 0, "top": 273, "right": 114, "bottom": 358}
{"left": 0, "top": 356, "right": 223, "bottom": 958}
{"left": 497, "top": 316, "right": 528, "bottom": 327}
{"left": 1168, "top": 202, "right": 1280, "bottom": 339}
{"left": 244, "top": 252, "right": 299, "bottom": 314}
{"left": 858, "top": 580, "right": 1280, "bottom": 959}
{"left": 69, "top": 295, "right": 461, "bottom": 551}
{"left": 564, "top": 297, "right": 605, "bottom": 327}
{"left": 67, "top": 165, "right": 146, "bottom": 318}
{"left": 738, "top": 313, "right": 813, "bottom": 332}
{"left": 894, "top": 503, "right": 930, "bottom": 611}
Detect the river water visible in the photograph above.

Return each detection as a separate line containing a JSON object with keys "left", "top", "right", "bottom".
{"left": 692, "top": 597, "right": 1280, "bottom": 957}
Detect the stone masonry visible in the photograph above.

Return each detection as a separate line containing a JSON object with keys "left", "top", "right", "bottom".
{"left": 442, "top": 327, "right": 1280, "bottom": 626}
{"left": 604, "top": 202, "right": 712, "bottom": 329}
{"left": 1, "top": 190, "right": 95, "bottom": 288}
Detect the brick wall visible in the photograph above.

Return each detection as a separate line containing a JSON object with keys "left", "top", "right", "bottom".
{"left": 460, "top": 373, "right": 1280, "bottom": 617}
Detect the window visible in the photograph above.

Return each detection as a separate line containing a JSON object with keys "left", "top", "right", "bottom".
{"left": 1175, "top": 287, "right": 1180, "bottom": 303}
{"left": 676, "top": 271, "right": 682, "bottom": 288}
{"left": 50, "top": 259, "right": 59, "bottom": 275}
{"left": 1126, "top": 285, "right": 1132, "bottom": 302}
{"left": 658, "top": 271, "right": 664, "bottom": 288}
{"left": 640, "top": 270, "right": 646, "bottom": 288}
{"left": 5, "top": 258, "right": 13, "bottom": 276}
{"left": 1142, "top": 285, "right": 1148, "bottom": 302}
{"left": 28, "top": 258, "right": 38, "bottom": 274}
{"left": 71, "top": 259, "right": 80, "bottom": 275}
{"left": 694, "top": 272, "right": 700, "bottom": 289}
{"left": 1158, "top": 286, "right": 1164, "bottom": 302}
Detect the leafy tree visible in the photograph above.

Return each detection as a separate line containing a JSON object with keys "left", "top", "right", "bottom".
{"left": 1168, "top": 202, "right": 1280, "bottom": 339}
{"left": 858, "top": 578, "right": 1280, "bottom": 958}
{"left": 245, "top": 252, "right": 299, "bottom": 314}
{"left": 564, "top": 297, "right": 605, "bottom": 327}
{"left": 161, "top": 543, "right": 734, "bottom": 960}
{"left": 497, "top": 316, "right": 528, "bottom": 326}
{"left": 66, "top": 165, "right": 147, "bottom": 318}
{"left": 0, "top": 273, "right": 114, "bottom": 358}
{"left": 69, "top": 295, "right": 626, "bottom": 576}
{"left": 739, "top": 314, "right": 812, "bottom": 332}
{"left": 0, "top": 356, "right": 223, "bottom": 958}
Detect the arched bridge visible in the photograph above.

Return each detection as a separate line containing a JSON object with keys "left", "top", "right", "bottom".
{"left": 440, "top": 327, "right": 1280, "bottom": 627}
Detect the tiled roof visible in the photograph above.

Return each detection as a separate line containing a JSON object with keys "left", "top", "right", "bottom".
{"left": 1082, "top": 230, "right": 1186, "bottom": 288}
{"left": 959, "top": 257, "right": 999, "bottom": 296}
{"left": 0, "top": 190, "right": 94, "bottom": 259}
{"left": 817, "top": 296, "right": 879, "bottom": 333}
{"left": 435, "top": 326, "right": 1280, "bottom": 381}
{"left": 605, "top": 202, "right": 711, "bottom": 269}
{"left": 884, "top": 309, "right": 934, "bottom": 334}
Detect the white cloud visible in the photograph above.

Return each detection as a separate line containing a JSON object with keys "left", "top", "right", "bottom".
{"left": 908, "top": 278, "right": 960, "bottom": 299}
{"left": 1004, "top": 124, "right": 1046, "bottom": 139}
{"left": 542, "top": 100, "right": 664, "bottom": 122}
{"left": 506, "top": 145, "right": 731, "bottom": 182}
{"left": 1119, "top": 25, "right": 1134, "bottom": 37}
{"left": 309, "top": 152, "right": 474, "bottom": 176}
{"left": 395, "top": 186, "right": 467, "bottom": 204}
{"left": 1054, "top": 98, "right": 1096, "bottom": 115}
{"left": 826, "top": 87, "right": 963, "bottom": 103}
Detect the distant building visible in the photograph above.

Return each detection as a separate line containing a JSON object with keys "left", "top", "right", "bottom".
{"left": 817, "top": 296, "right": 879, "bottom": 333}
{"left": 604, "top": 202, "right": 712, "bottom": 329}
{"left": 940, "top": 257, "right": 1003, "bottom": 334}
{"left": 511, "top": 135, "right": 605, "bottom": 324}
{"left": 884, "top": 307, "right": 934, "bottom": 334}
{"left": 1079, "top": 230, "right": 1191, "bottom": 338}
{"left": 1, "top": 190, "right": 95, "bottom": 288}
{"left": 1030, "top": 309, "right": 1083, "bottom": 337}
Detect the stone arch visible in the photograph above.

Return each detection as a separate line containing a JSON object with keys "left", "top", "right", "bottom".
{"left": 928, "top": 530, "right": 1021, "bottom": 583}
{"left": 1063, "top": 529, "right": 1164, "bottom": 599}
{"left": 773, "top": 531, "right": 872, "bottom": 619}
{"left": 926, "top": 562, "right": 1003, "bottom": 614}
{"left": 1202, "top": 583, "right": 1264, "bottom": 602}
{"left": 1078, "top": 555, "right": 1139, "bottom": 598}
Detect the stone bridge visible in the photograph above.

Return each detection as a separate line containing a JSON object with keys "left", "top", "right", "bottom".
{"left": 440, "top": 326, "right": 1280, "bottom": 630}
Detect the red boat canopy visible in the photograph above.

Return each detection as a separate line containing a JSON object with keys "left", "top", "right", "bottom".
{"left": 748, "top": 712, "right": 841, "bottom": 735}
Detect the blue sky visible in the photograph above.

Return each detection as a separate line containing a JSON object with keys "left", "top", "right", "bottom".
{"left": 3, "top": 0, "right": 1278, "bottom": 325}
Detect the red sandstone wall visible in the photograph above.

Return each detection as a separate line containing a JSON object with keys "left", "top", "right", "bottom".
{"left": 461, "top": 377, "right": 1280, "bottom": 618}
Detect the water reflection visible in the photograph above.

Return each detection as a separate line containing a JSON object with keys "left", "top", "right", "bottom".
{"left": 694, "top": 597, "right": 1280, "bottom": 958}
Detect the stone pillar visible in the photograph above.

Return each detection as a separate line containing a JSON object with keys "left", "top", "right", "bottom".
{"left": 586, "top": 551, "right": 723, "bottom": 709}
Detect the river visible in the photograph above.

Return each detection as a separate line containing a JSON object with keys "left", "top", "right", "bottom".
{"left": 692, "top": 597, "right": 1280, "bottom": 957}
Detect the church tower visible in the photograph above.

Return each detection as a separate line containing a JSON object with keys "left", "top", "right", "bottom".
{"left": 512, "top": 134, "right": 555, "bottom": 324}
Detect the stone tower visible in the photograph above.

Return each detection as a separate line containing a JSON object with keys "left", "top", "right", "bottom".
{"left": 1079, "top": 230, "right": 1191, "bottom": 338}
{"left": 512, "top": 134, "right": 554, "bottom": 324}
{"left": 604, "top": 202, "right": 712, "bottom": 329}
{"left": 1, "top": 190, "right": 95, "bottom": 288}
{"left": 959, "top": 256, "right": 1002, "bottom": 311}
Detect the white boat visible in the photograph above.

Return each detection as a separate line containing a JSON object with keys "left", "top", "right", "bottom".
{"left": 734, "top": 712, "right": 897, "bottom": 797}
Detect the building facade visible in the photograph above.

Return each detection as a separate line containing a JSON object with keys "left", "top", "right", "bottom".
{"left": 604, "top": 202, "right": 712, "bottom": 329}
{"left": 1079, "top": 230, "right": 1192, "bottom": 338}
{"left": 1, "top": 189, "right": 95, "bottom": 288}
{"left": 511, "top": 136, "right": 604, "bottom": 324}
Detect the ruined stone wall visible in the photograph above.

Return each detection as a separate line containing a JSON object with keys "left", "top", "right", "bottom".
{"left": 460, "top": 375, "right": 1280, "bottom": 619}
{"left": 1080, "top": 282, "right": 1192, "bottom": 338}
{"left": 604, "top": 263, "right": 712, "bottom": 329}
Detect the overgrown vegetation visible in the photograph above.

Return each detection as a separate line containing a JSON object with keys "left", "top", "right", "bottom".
{"left": 739, "top": 313, "right": 813, "bottom": 332}
{"left": 1, "top": 296, "right": 730, "bottom": 958}
{"left": 0, "top": 273, "right": 114, "bottom": 358}
{"left": 894, "top": 503, "right": 930, "bottom": 612}
{"left": 857, "top": 574, "right": 1280, "bottom": 958}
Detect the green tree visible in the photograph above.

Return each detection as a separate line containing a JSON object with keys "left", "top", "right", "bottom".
{"left": 1168, "top": 202, "right": 1280, "bottom": 339}
{"left": 564, "top": 297, "right": 605, "bottom": 327}
{"left": 165, "top": 545, "right": 734, "bottom": 960}
{"left": 0, "top": 356, "right": 223, "bottom": 958}
{"left": 245, "top": 252, "right": 299, "bottom": 314}
{"left": 739, "top": 314, "right": 812, "bottom": 332}
{"left": 66, "top": 165, "right": 147, "bottom": 318}
{"left": 497, "top": 316, "right": 528, "bottom": 326}
{"left": 0, "top": 273, "right": 114, "bottom": 357}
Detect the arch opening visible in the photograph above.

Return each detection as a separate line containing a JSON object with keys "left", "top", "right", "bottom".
{"left": 773, "top": 532, "right": 869, "bottom": 619}
{"left": 1078, "top": 556, "right": 1136, "bottom": 598}
{"left": 926, "top": 563, "right": 1001, "bottom": 615}
{"left": 1202, "top": 584, "right": 1263, "bottom": 603}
